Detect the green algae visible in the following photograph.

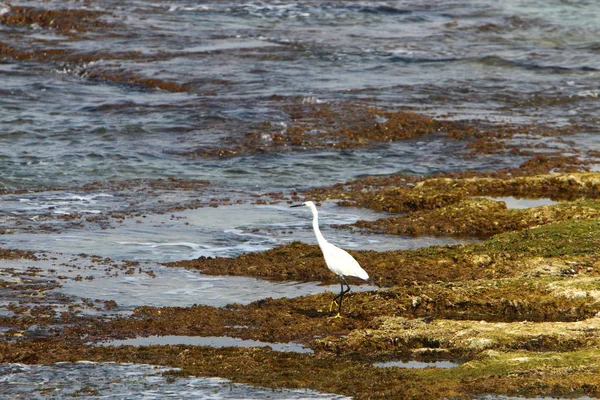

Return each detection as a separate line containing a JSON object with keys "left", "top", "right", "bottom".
{"left": 481, "top": 219, "right": 600, "bottom": 258}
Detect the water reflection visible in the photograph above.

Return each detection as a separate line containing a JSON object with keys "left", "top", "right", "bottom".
{"left": 481, "top": 196, "right": 558, "bottom": 209}
{"left": 373, "top": 360, "right": 459, "bottom": 369}
{"left": 97, "top": 335, "right": 313, "bottom": 354}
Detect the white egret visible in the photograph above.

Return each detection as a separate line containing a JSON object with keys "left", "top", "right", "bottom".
{"left": 291, "top": 201, "right": 369, "bottom": 318}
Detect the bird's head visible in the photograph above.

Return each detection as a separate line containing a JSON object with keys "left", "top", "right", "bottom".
{"left": 290, "top": 200, "right": 316, "bottom": 209}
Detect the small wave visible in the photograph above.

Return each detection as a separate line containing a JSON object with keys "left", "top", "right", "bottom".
{"left": 239, "top": 3, "right": 311, "bottom": 19}
{"left": 388, "top": 48, "right": 457, "bottom": 63}
{"left": 116, "top": 241, "right": 211, "bottom": 250}
{"left": 389, "top": 54, "right": 457, "bottom": 63}
{"left": 0, "top": 363, "right": 348, "bottom": 399}
{"left": 210, "top": 2, "right": 430, "bottom": 21}
{"left": 301, "top": 96, "right": 325, "bottom": 104}
{"left": 4, "top": 192, "right": 116, "bottom": 215}
{"left": 575, "top": 90, "right": 599, "bottom": 98}
{"left": 165, "top": 1, "right": 444, "bottom": 23}
{"left": 116, "top": 239, "right": 273, "bottom": 259}
{"left": 473, "top": 55, "right": 599, "bottom": 72}
{"left": 189, "top": 243, "right": 273, "bottom": 259}
{"left": 167, "top": 5, "right": 212, "bottom": 13}
{"left": 353, "top": 4, "right": 411, "bottom": 15}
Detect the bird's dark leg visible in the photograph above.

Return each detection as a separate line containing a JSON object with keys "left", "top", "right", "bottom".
{"left": 330, "top": 276, "right": 351, "bottom": 318}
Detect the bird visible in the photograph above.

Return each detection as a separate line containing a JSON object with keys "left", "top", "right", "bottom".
{"left": 291, "top": 201, "right": 369, "bottom": 318}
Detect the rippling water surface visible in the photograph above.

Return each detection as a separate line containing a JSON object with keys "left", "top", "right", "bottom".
{"left": 0, "top": 362, "right": 350, "bottom": 399}
{"left": 1, "top": 0, "right": 600, "bottom": 398}
{"left": 1, "top": 0, "right": 599, "bottom": 190}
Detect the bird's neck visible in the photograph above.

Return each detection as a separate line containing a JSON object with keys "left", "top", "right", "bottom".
{"left": 311, "top": 211, "right": 327, "bottom": 247}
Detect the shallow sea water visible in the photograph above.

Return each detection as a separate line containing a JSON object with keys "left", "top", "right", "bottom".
{"left": 2, "top": 0, "right": 600, "bottom": 191}
{"left": 373, "top": 360, "right": 459, "bottom": 369}
{"left": 0, "top": 253, "right": 378, "bottom": 314}
{"left": 2, "top": 0, "right": 600, "bottom": 398}
{"left": 0, "top": 199, "right": 471, "bottom": 261}
{"left": 97, "top": 335, "right": 314, "bottom": 354}
{"left": 0, "top": 362, "right": 349, "bottom": 399}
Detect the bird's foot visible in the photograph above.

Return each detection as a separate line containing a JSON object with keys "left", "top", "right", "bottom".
{"left": 329, "top": 313, "right": 343, "bottom": 319}
{"left": 329, "top": 300, "right": 338, "bottom": 312}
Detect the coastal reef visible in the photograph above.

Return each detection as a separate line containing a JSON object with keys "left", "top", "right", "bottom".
{"left": 2, "top": 1, "right": 600, "bottom": 398}
{"left": 4, "top": 172, "right": 600, "bottom": 398}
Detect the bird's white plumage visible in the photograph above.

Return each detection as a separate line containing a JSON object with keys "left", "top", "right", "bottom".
{"left": 320, "top": 241, "right": 369, "bottom": 280}
{"left": 301, "top": 201, "right": 369, "bottom": 281}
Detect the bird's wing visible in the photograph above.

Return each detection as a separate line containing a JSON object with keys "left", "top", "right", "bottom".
{"left": 321, "top": 242, "right": 369, "bottom": 280}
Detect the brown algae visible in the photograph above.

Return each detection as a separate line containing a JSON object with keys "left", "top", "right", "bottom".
{"left": 172, "top": 101, "right": 594, "bottom": 158}
{"left": 305, "top": 172, "right": 600, "bottom": 238}
{"left": 167, "top": 217, "right": 600, "bottom": 287}
{"left": 308, "top": 171, "right": 600, "bottom": 213}
{"left": 0, "top": 6, "right": 113, "bottom": 35}
{"left": 5, "top": 173, "right": 600, "bottom": 398}
{"left": 2, "top": 2, "right": 600, "bottom": 397}
{"left": 2, "top": 342, "right": 600, "bottom": 399}
{"left": 353, "top": 197, "right": 600, "bottom": 237}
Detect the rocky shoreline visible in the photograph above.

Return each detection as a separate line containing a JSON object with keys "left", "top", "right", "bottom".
{"left": 4, "top": 171, "right": 600, "bottom": 398}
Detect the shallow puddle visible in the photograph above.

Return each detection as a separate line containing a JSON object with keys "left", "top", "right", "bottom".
{"left": 0, "top": 362, "right": 349, "bottom": 399}
{"left": 1, "top": 199, "right": 473, "bottom": 262}
{"left": 1, "top": 253, "right": 378, "bottom": 313}
{"left": 477, "top": 396, "right": 598, "bottom": 400}
{"left": 482, "top": 196, "right": 557, "bottom": 209}
{"left": 97, "top": 335, "right": 313, "bottom": 354}
{"left": 373, "top": 360, "right": 459, "bottom": 369}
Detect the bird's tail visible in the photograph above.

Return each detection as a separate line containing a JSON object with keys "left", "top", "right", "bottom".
{"left": 355, "top": 268, "right": 369, "bottom": 281}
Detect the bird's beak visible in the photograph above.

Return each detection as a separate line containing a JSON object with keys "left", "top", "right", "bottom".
{"left": 290, "top": 204, "right": 303, "bottom": 208}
